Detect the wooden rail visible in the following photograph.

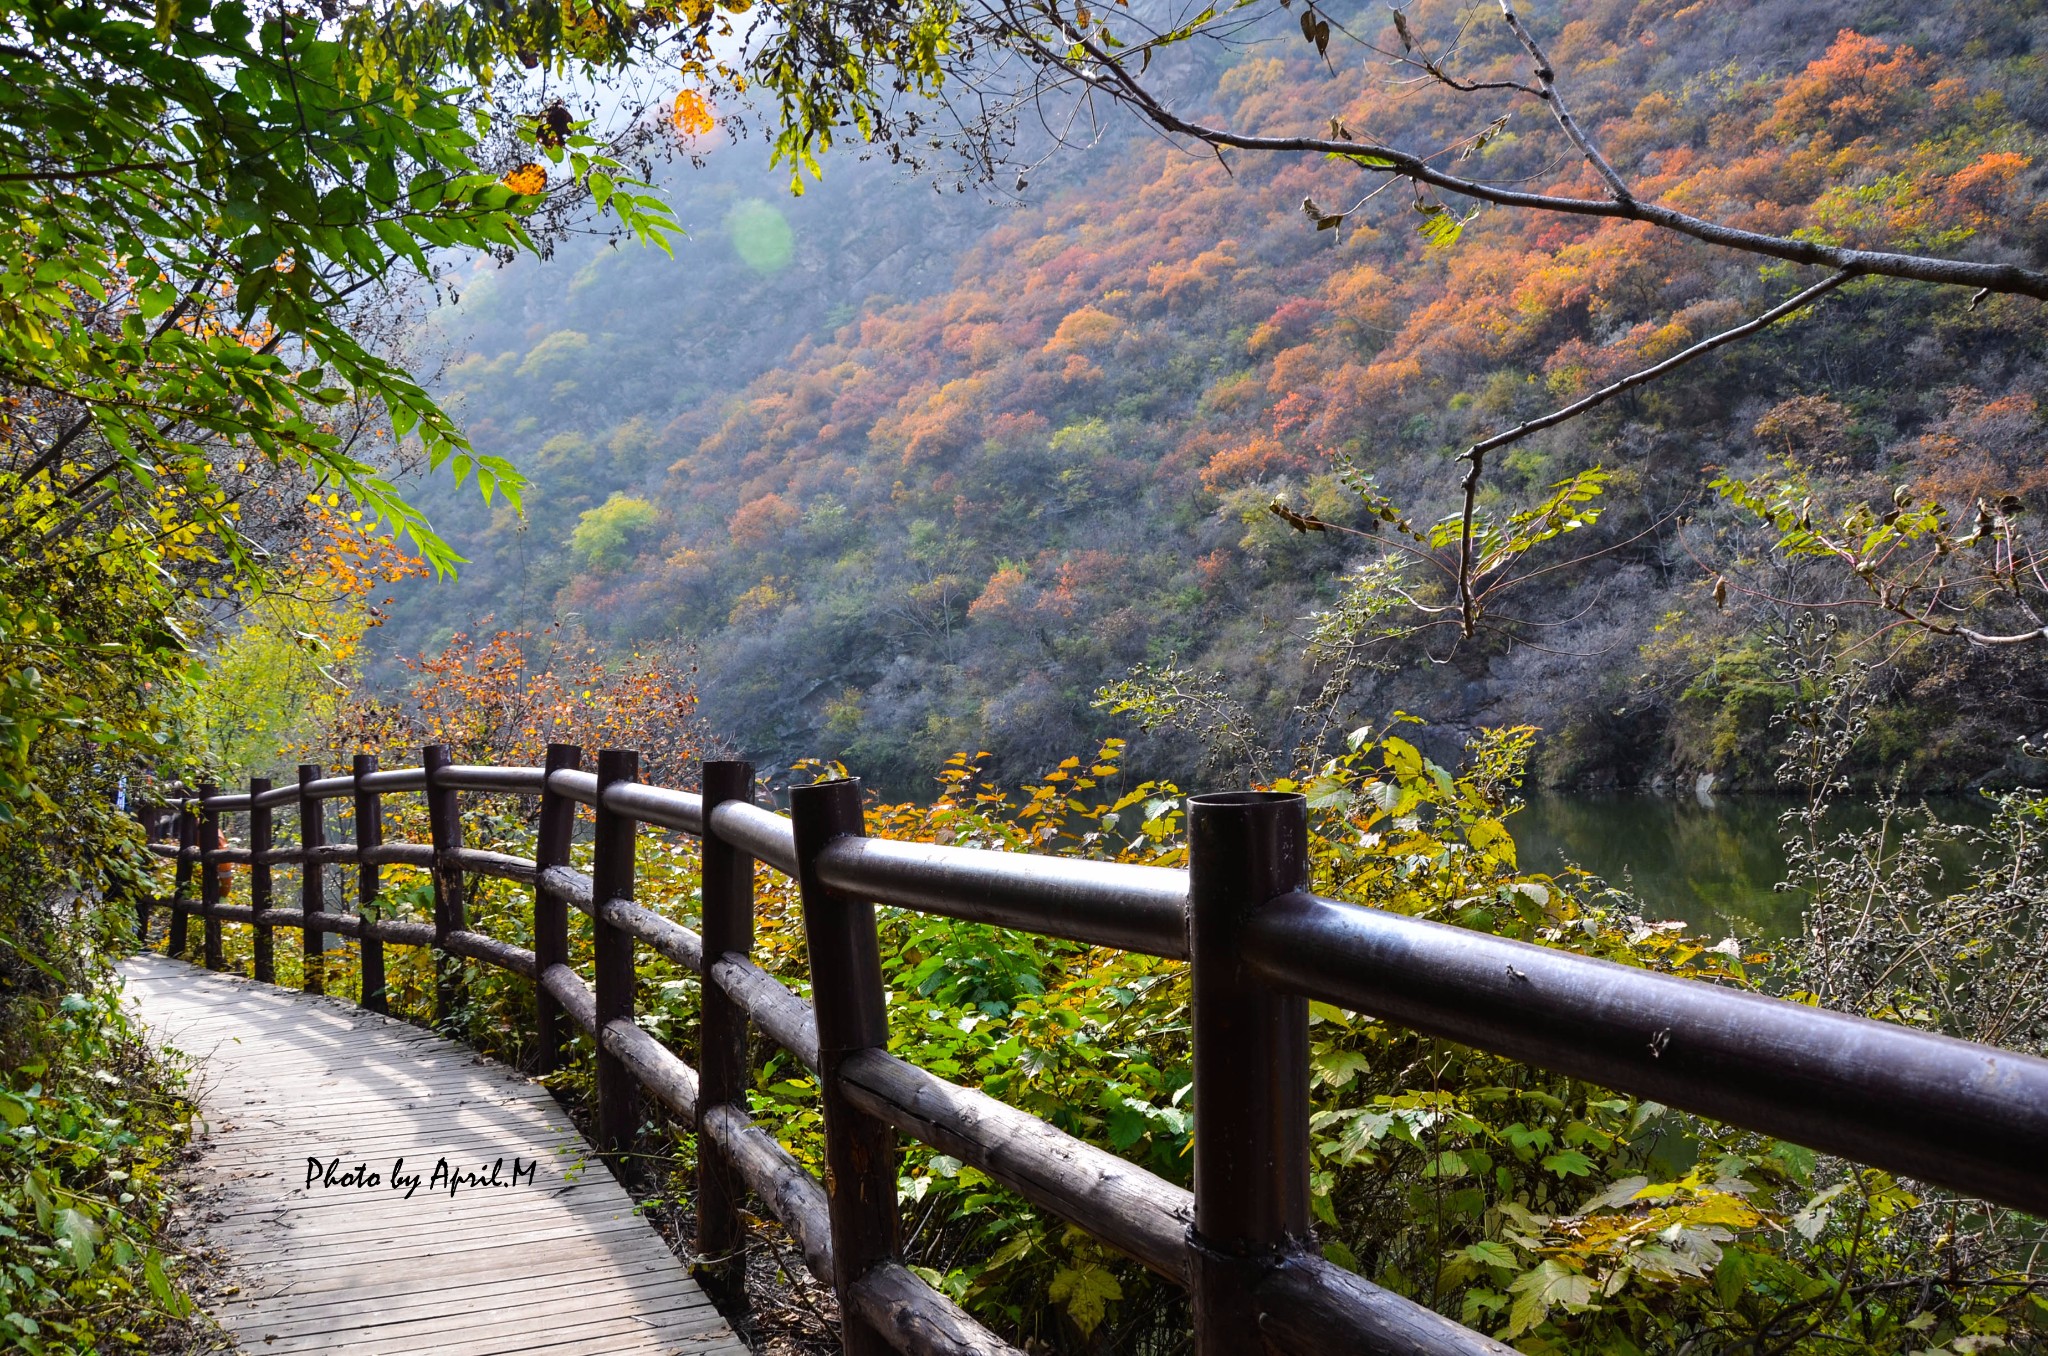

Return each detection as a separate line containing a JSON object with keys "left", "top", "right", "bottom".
{"left": 142, "top": 748, "right": 2048, "bottom": 1356}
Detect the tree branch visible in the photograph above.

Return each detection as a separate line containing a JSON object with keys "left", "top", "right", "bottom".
{"left": 0, "top": 161, "right": 177, "bottom": 184}
{"left": 1474, "top": 268, "right": 1855, "bottom": 463}
{"left": 1453, "top": 267, "right": 1857, "bottom": 635}
{"left": 1052, "top": 26, "right": 2048, "bottom": 300}
{"left": 1498, "top": 1, "right": 1632, "bottom": 201}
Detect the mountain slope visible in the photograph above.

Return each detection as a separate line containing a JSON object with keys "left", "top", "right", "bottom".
{"left": 378, "top": 0, "right": 2048, "bottom": 794}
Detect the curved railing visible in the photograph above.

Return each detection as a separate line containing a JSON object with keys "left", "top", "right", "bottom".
{"left": 142, "top": 746, "right": 2048, "bottom": 1356}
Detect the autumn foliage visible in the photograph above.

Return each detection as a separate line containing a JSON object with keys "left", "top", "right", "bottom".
{"left": 307, "top": 630, "right": 714, "bottom": 786}
{"left": 413, "top": 0, "right": 2048, "bottom": 792}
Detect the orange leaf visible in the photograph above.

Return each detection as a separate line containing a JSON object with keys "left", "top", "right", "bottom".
{"left": 672, "top": 89, "right": 715, "bottom": 136}
{"left": 502, "top": 163, "right": 548, "bottom": 195}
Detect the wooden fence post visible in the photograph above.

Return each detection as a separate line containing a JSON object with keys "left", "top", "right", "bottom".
{"left": 298, "top": 765, "right": 326, "bottom": 996}
{"left": 133, "top": 804, "right": 162, "bottom": 940}
{"left": 789, "top": 777, "right": 897, "bottom": 1356}
{"left": 422, "top": 744, "right": 466, "bottom": 1029}
{"left": 592, "top": 749, "right": 640, "bottom": 1164}
{"left": 168, "top": 800, "right": 195, "bottom": 960}
{"left": 198, "top": 783, "right": 224, "bottom": 971}
{"left": 533, "top": 743, "right": 581, "bottom": 1074}
{"left": 354, "top": 754, "right": 387, "bottom": 1013}
{"left": 589, "top": 749, "right": 634, "bottom": 1163}
{"left": 696, "top": 758, "right": 756, "bottom": 1309}
{"left": 250, "top": 777, "right": 274, "bottom": 984}
{"left": 1186, "top": 790, "right": 1312, "bottom": 1356}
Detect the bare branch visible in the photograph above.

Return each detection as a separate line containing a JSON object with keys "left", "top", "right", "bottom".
{"left": 1472, "top": 268, "right": 1856, "bottom": 464}
{"left": 1452, "top": 267, "right": 1856, "bottom": 634}
{"left": 1047, "top": 25, "right": 2048, "bottom": 300}
{"left": 1408, "top": 66, "right": 1538, "bottom": 96}
{"left": 0, "top": 161, "right": 179, "bottom": 184}
{"left": 1679, "top": 514, "right": 2048, "bottom": 648}
{"left": 1497, "top": 1, "right": 1631, "bottom": 201}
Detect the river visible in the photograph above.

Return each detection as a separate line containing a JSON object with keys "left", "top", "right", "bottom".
{"left": 1509, "top": 792, "right": 1995, "bottom": 942}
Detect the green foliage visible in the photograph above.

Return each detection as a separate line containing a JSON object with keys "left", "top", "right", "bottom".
{"left": 1712, "top": 465, "right": 2048, "bottom": 648}
{"left": 164, "top": 516, "right": 416, "bottom": 777}
{"left": 570, "top": 494, "right": 661, "bottom": 570}
{"left": 1432, "top": 468, "right": 1609, "bottom": 561}
{"left": 752, "top": 0, "right": 961, "bottom": 190}
{"left": 0, "top": 962, "right": 197, "bottom": 1353}
{"left": 0, "top": 526, "right": 182, "bottom": 825}
{"left": 170, "top": 602, "right": 344, "bottom": 777}
{"left": 516, "top": 331, "right": 594, "bottom": 384}
{"left": 0, "top": 0, "right": 695, "bottom": 567}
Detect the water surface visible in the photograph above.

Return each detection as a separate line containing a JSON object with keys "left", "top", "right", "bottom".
{"left": 1509, "top": 793, "right": 1993, "bottom": 941}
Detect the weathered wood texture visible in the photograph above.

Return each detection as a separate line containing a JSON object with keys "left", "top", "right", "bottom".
{"left": 248, "top": 776, "right": 275, "bottom": 984}
{"left": 119, "top": 955, "right": 745, "bottom": 1356}
{"left": 591, "top": 749, "right": 641, "bottom": 1162}
{"left": 694, "top": 759, "right": 755, "bottom": 1310}
{"left": 790, "top": 777, "right": 899, "bottom": 1356}
{"left": 297, "top": 764, "right": 326, "bottom": 996}
{"left": 423, "top": 743, "right": 467, "bottom": 1025}
{"left": 198, "top": 782, "right": 224, "bottom": 971}
{"left": 354, "top": 754, "right": 388, "bottom": 1014}
{"left": 533, "top": 743, "right": 581, "bottom": 1075}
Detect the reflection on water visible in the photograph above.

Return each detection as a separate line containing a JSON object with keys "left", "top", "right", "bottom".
{"left": 1509, "top": 793, "right": 1993, "bottom": 942}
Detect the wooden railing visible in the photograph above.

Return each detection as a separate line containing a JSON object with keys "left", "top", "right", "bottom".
{"left": 143, "top": 747, "right": 2048, "bottom": 1356}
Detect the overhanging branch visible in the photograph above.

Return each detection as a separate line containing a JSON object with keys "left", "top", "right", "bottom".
{"left": 1454, "top": 268, "right": 1858, "bottom": 636}
{"left": 1049, "top": 24, "right": 2048, "bottom": 301}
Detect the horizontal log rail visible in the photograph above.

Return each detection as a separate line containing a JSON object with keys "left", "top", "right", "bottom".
{"left": 139, "top": 748, "right": 2048, "bottom": 1356}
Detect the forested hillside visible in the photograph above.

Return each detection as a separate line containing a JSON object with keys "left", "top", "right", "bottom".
{"left": 380, "top": 0, "right": 2048, "bottom": 795}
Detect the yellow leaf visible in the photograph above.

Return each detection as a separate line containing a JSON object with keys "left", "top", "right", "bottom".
{"left": 672, "top": 88, "right": 715, "bottom": 135}
{"left": 502, "top": 163, "right": 549, "bottom": 195}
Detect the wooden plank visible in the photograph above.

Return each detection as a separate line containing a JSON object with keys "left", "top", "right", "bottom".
{"left": 189, "top": 1109, "right": 578, "bottom": 1146}
{"left": 212, "top": 1230, "right": 701, "bottom": 1296}
{"left": 253, "top": 1295, "right": 733, "bottom": 1356}
{"left": 217, "top": 1263, "right": 717, "bottom": 1338}
{"left": 212, "top": 1251, "right": 690, "bottom": 1312}
{"left": 208, "top": 1229, "right": 692, "bottom": 1294}
{"left": 120, "top": 956, "right": 744, "bottom": 1356}
{"left": 192, "top": 1196, "right": 658, "bottom": 1247}
{"left": 189, "top": 1184, "right": 646, "bottom": 1237}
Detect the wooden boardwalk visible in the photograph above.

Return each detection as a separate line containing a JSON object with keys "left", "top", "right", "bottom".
{"left": 120, "top": 956, "right": 746, "bottom": 1356}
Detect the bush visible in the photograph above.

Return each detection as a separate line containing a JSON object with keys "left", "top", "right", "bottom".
{"left": 1, "top": 957, "right": 197, "bottom": 1353}
{"left": 570, "top": 495, "right": 662, "bottom": 571}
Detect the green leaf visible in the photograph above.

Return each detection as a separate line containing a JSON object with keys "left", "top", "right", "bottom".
{"left": 146, "top": 1248, "right": 191, "bottom": 1316}
{"left": 1048, "top": 1262, "right": 1122, "bottom": 1336}
{"left": 23, "top": 1169, "right": 55, "bottom": 1229}
{"left": 1307, "top": 1000, "right": 1352, "bottom": 1027}
{"left": 1506, "top": 1260, "right": 1592, "bottom": 1337}
{"left": 1414, "top": 201, "right": 1472, "bottom": 249}
{"left": 1460, "top": 1240, "right": 1519, "bottom": 1270}
{"left": 1465, "top": 818, "right": 1515, "bottom": 865}
{"left": 1382, "top": 737, "right": 1423, "bottom": 780}
{"left": 1540, "top": 1149, "right": 1596, "bottom": 1178}
{"left": 1310, "top": 1046, "right": 1370, "bottom": 1089}
{"left": 53, "top": 1208, "right": 101, "bottom": 1271}
{"left": 1304, "top": 774, "right": 1354, "bottom": 809}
